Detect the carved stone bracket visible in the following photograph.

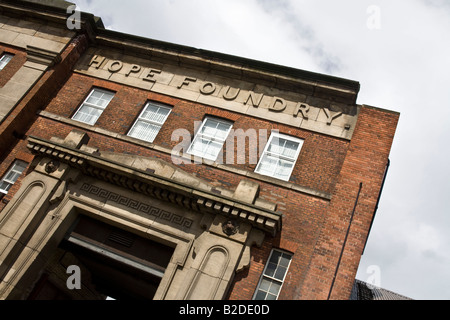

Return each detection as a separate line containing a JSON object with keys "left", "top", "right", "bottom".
{"left": 222, "top": 220, "right": 239, "bottom": 236}
{"left": 45, "top": 160, "right": 60, "bottom": 174}
{"left": 26, "top": 45, "right": 62, "bottom": 67}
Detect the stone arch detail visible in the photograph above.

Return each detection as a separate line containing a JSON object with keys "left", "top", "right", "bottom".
{"left": 185, "top": 245, "right": 230, "bottom": 300}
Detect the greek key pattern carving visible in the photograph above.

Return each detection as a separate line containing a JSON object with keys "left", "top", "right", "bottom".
{"left": 80, "top": 183, "right": 193, "bottom": 228}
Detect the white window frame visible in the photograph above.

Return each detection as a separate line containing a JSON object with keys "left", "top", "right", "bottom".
{"left": 72, "top": 88, "right": 114, "bottom": 125}
{"left": 0, "top": 53, "right": 13, "bottom": 71}
{"left": 0, "top": 160, "right": 28, "bottom": 195}
{"left": 187, "top": 116, "right": 233, "bottom": 161}
{"left": 255, "top": 132, "right": 304, "bottom": 181}
{"left": 127, "top": 101, "right": 172, "bottom": 143}
{"left": 252, "top": 249, "right": 293, "bottom": 300}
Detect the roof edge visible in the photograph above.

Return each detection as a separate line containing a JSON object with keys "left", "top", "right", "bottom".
{"left": 96, "top": 27, "right": 360, "bottom": 98}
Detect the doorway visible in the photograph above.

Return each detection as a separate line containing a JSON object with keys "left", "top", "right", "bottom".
{"left": 28, "top": 215, "right": 174, "bottom": 300}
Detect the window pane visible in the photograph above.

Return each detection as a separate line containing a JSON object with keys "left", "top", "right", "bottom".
{"left": 282, "top": 140, "right": 299, "bottom": 158}
{"left": 201, "top": 119, "right": 218, "bottom": 136}
{"left": 254, "top": 290, "right": 266, "bottom": 300}
{"left": 15, "top": 161, "right": 27, "bottom": 172}
{"left": 4, "top": 171, "right": 20, "bottom": 183}
{"left": 204, "top": 141, "right": 222, "bottom": 158}
{"left": 268, "top": 281, "right": 281, "bottom": 295}
{"left": 201, "top": 119, "right": 231, "bottom": 140}
{"left": 188, "top": 117, "right": 232, "bottom": 160}
{"left": 141, "top": 105, "right": 171, "bottom": 124}
{"left": 86, "top": 90, "right": 114, "bottom": 108}
{"left": 86, "top": 92, "right": 101, "bottom": 105}
{"left": 0, "top": 180, "right": 11, "bottom": 193}
{"left": 273, "top": 160, "right": 294, "bottom": 180}
{"left": 269, "top": 250, "right": 281, "bottom": 264}
{"left": 216, "top": 122, "right": 231, "bottom": 139}
{"left": 73, "top": 89, "right": 114, "bottom": 125}
{"left": 0, "top": 53, "right": 13, "bottom": 70}
{"left": 265, "top": 293, "right": 277, "bottom": 300}
{"left": 259, "top": 278, "right": 271, "bottom": 292}
{"left": 256, "top": 155, "right": 277, "bottom": 176}
{"left": 265, "top": 262, "right": 277, "bottom": 278}
{"left": 73, "top": 105, "right": 102, "bottom": 125}
{"left": 256, "top": 133, "right": 303, "bottom": 181}
{"left": 128, "top": 103, "right": 171, "bottom": 143}
{"left": 128, "top": 121, "right": 160, "bottom": 142}
{"left": 274, "top": 266, "right": 287, "bottom": 281}
{"left": 279, "top": 253, "right": 292, "bottom": 267}
{"left": 267, "top": 137, "right": 299, "bottom": 159}
{"left": 267, "top": 139, "right": 282, "bottom": 155}
{"left": 189, "top": 136, "right": 208, "bottom": 154}
{"left": 190, "top": 137, "right": 222, "bottom": 160}
{"left": 0, "top": 160, "right": 27, "bottom": 194}
{"left": 280, "top": 253, "right": 291, "bottom": 267}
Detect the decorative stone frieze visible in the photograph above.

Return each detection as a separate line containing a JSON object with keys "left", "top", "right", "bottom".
{"left": 26, "top": 130, "right": 282, "bottom": 236}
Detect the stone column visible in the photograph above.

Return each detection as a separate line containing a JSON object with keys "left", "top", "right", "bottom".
{"left": 173, "top": 214, "right": 264, "bottom": 300}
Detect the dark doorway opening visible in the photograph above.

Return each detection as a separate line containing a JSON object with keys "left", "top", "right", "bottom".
{"left": 29, "top": 215, "right": 174, "bottom": 300}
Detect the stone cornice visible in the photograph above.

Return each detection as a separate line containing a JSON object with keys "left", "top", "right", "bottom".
{"left": 27, "top": 135, "right": 282, "bottom": 236}
{"left": 26, "top": 45, "right": 62, "bottom": 67}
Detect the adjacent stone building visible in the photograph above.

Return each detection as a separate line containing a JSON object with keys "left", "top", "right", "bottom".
{"left": 0, "top": 0, "right": 399, "bottom": 300}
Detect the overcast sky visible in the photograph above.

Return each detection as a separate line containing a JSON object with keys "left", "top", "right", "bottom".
{"left": 73, "top": 0, "right": 450, "bottom": 300}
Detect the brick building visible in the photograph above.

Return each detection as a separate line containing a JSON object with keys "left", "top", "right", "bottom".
{"left": 0, "top": 0, "right": 399, "bottom": 300}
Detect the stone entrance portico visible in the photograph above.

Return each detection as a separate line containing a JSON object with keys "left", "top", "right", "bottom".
{"left": 0, "top": 129, "right": 280, "bottom": 299}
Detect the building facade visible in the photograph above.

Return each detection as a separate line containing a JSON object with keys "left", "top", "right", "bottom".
{"left": 0, "top": 0, "right": 399, "bottom": 300}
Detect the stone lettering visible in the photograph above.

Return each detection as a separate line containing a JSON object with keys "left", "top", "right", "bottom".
{"left": 244, "top": 91, "right": 264, "bottom": 108}
{"left": 142, "top": 68, "right": 161, "bottom": 83}
{"left": 126, "top": 64, "right": 141, "bottom": 77}
{"left": 323, "top": 108, "right": 342, "bottom": 125}
{"left": 177, "top": 76, "right": 197, "bottom": 89}
{"left": 107, "top": 60, "right": 123, "bottom": 73}
{"left": 293, "top": 102, "right": 310, "bottom": 119}
{"left": 200, "top": 82, "right": 216, "bottom": 95}
{"left": 89, "top": 55, "right": 105, "bottom": 69}
{"left": 222, "top": 86, "right": 240, "bottom": 101}
{"left": 78, "top": 54, "right": 357, "bottom": 140}
{"left": 268, "top": 97, "right": 286, "bottom": 112}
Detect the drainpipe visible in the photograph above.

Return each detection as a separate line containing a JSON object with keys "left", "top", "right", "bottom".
{"left": 327, "top": 182, "right": 363, "bottom": 300}
{"left": 362, "top": 158, "right": 390, "bottom": 254}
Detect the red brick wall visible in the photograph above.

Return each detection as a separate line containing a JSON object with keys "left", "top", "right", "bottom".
{"left": 297, "top": 106, "right": 399, "bottom": 300}
{"left": 0, "top": 34, "right": 85, "bottom": 156}
{"left": 0, "top": 45, "right": 26, "bottom": 88}
{"left": 43, "top": 72, "right": 349, "bottom": 195}
{"left": 0, "top": 139, "right": 34, "bottom": 211}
